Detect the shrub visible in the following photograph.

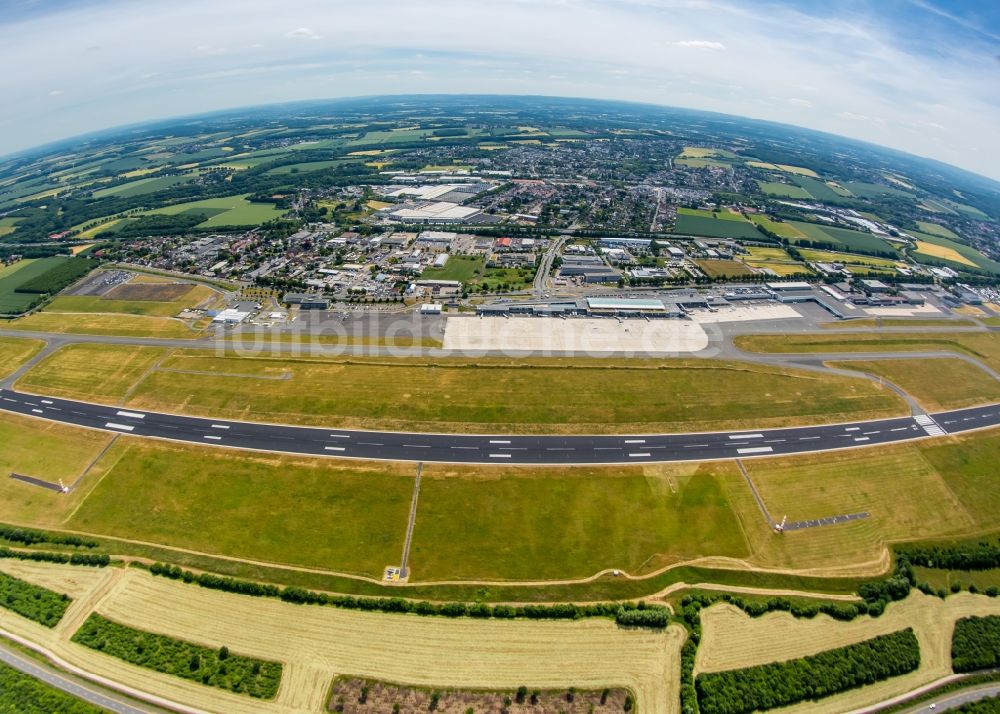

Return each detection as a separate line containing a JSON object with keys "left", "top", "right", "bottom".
{"left": 952, "top": 616, "right": 1000, "bottom": 673}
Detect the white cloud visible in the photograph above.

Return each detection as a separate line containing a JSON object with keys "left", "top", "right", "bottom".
{"left": 284, "top": 26, "right": 321, "bottom": 40}
{"left": 673, "top": 40, "right": 726, "bottom": 50}
{"left": 47, "top": 89, "right": 64, "bottom": 96}
{"left": 787, "top": 97, "right": 813, "bottom": 108}
{"left": 193, "top": 45, "right": 228, "bottom": 56}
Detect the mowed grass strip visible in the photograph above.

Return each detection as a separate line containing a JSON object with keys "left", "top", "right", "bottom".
{"left": 3, "top": 311, "right": 202, "bottom": 338}
{"left": 17, "top": 343, "right": 167, "bottom": 403}
{"left": 0, "top": 336, "right": 44, "bottom": 380}
{"left": 734, "top": 332, "right": 1000, "bottom": 370}
{"left": 0, "top": 412, "right": 112, "bottom": 526}
{"left": 43, "top": 283, "right": 214, "bottom": 318}
{"left": 68, "top": 441, "right": 413, "bottom": 576}
{"left": 828, "top": 358, "right": 1000, "bottom": 411}
{"left": 106, "top": 351, "right": 909, "bottom": 433}
{"left": 737, "top": 442, "right": 980, "bottom": 572}
{"left": 410, "top": 463, "right": 749, "bottom": 581}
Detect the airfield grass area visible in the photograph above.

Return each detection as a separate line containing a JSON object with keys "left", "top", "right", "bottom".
{"left": 410, "top": 462, "right": 749, "bottom": 580}
{"left": 3, "top": 311, "right": 203, "bottom": 339}
{"left": 17, "top": 346, "right": 907, "bottom": 433}
{"left": 826, "top": 318, "right": 978, "bottom": 328}
{"left": 18, "top": 343, "right": 167, "bottom": 403}
{"left": 695, "top": 592, "right": 1000, "bottom": 714}
{"left": 828, "top": 358, "right": 1000, "bottom": 411}
{"left": 735, "top": 331, "right": 1000, "bottom": 371}
{"left": 0, "top": 336, "right": 44, "bottom": 379}
{"left": 695, "top": 259, "right": 755, "bottom": 278}
{"left": 739, "top": 442, "right": 984, "bottom": 572}
{"left": 68, "top": 440, "right": 413, "bottom": 577}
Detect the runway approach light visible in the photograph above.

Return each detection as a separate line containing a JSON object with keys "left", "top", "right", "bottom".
{"left": 775, "top": 515, "right": 787, "bottom": 533}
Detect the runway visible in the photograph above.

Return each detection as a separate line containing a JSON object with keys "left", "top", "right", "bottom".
{"left": 2, "top": 388, "right": 998, "bottom": 465}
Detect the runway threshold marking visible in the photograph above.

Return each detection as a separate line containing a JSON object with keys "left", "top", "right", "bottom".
{"left": 105, "top": 423, "right": 134, "bottom": 432}
{"left": 737, "top": 446, "right": 773, "bottom": 455}
{"left": 115, "top": 411, "right": 145, "bottom": 419}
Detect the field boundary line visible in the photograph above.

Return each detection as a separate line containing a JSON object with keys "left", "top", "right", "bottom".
{"left": 735, "top": 459, "right": 776, "bottom": 530}
{"left": 71, "top": 433, "right": 120, "bottom": 490}
{"left": 120, "top": 348, "right": 175, "bottom": 405}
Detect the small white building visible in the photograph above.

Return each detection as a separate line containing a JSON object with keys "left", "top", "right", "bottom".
{"left": 212, "top": 308, "right": 251, "bottom": 324}
{"left": 420, "top": 303, "right": 443, "bottom": 314}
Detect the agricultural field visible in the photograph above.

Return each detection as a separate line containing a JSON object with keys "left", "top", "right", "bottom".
{"left": 0, "top": 216, "right": 21, "bottom": 237}
{"left": 145, "top": 194, "right": 286, "bottom": 227}
{"left": 695, "top": 593, "right": 1000, "bottom": 714}
{"left": 748, "top": 215, "right": 807, "bottom": 239}
{"left": 696, "top": 259, "right": 755, "bottom": 277}
{"left": 757, "top": 181, "right": 811, "bottom": 199}
{"left": 265, "top": 159, "right": 360, "bottom": 175}
{"left": 0, "top": 335, "right": 44, "bottom": 379}
{"left": 740, "top": 245, "right": 810, "bottom": 275}
{"left": 909, "top": 230, "right": 1000, "bottom": 274}
{"left": 844, "top": 181, "right": 915, "bottom": 199}
{"left": 16, "top": 348, "right": 909, "bottom": 433}
{"left": 0, "top": 257, "right": 77, "bottom": 314}
{"left": 673, "top": 213, "right": 768, "bottom": 241}
{"left": 828, "top": 358, "right": 1000, "bottom": 411}
{"left": 679, "top": 147, "right": 739, "bottom": 160}
{"left": 784, "top": 221, "right": 899, "bottom": 256}
{"left": 916, "top": 221, "right": 961, "bottom": 240}
{"left": 91, "top": 174, "right": 195, "bottom": 198}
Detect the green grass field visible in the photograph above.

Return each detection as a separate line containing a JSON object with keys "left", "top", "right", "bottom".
{"left": 264, "top": 159, "right": 359, "bottom": 175}
{"left": 410, "top": 463, "right": 749, "bottom": 580}
{"left": 145, "top": 194, "right": 286, "bottom": 227}
{"left": 18, "top": 343, "right": 167, "bottom": 403}
{"left": 419, "top": 255, "right": 485, "bottom": 282}
{"left": 42, "top": 283, "right": 215, "bottom": 318}
{"left": 796, "top": 248, "right": 900, "bottom": 268}
{"left": 17, "top": 347, "right": 907, "bottom": 433}
{"left": 0, "top": 336, "right": 43, "bottom": 380}
{"left": 0, "top": 258, "right": 71, "bottom": 314}
{"left": 786, "top": 221, "right": 899, "bottom": 256}
{"left": 915, "top": 222, "right": 961, "bottom": 241}
{"left": 828, "top": 358, "right": 1000, "bottom": 411}
{"left": 91, "top": 174, "right": 195, "bottom": 198}
{"left": 757, "top": 182, "right": 811, "bottom": 199}
{"left": 68, "top": 440, "right": 413, "bottom": 576}
{"left": 748, "top": 215, "right": 806, "bottom": 239}
{"left": 843, "top": 182, "right": 915, "bottom": 199}
{"left": 673, "top": 213, "right": 768, "bottom": 241}
{"left": 789, "top": 175, "right": 846, "bottom": 203}
{"left": 696, "top": 260, "right": 755, "bottom": 277}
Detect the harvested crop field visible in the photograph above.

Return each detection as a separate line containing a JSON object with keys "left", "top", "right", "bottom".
{"left": 89, "top": 569, "right": 684, "bottom": 713}
{"left": 105, "top": 283, "right": 193, "bottom": 302}
{"left": 914, "top": 240, "right": 977, "bottom": 267}
{"left": 695, "top": 592, "right": 1000, "bottom": 713}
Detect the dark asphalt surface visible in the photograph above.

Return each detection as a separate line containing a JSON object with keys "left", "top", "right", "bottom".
{"left": 0, "top": 642, "right": 156, "bottom": 714}
{"left": 2, "top": 388, "right": 999, "bottom": 465}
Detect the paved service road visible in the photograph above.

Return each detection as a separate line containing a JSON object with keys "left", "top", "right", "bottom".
{"left": 0, "top": 642, "right": 155, "bottom": 714}
{"left": 2, "top": 389, "right": 999, "bottom": 465}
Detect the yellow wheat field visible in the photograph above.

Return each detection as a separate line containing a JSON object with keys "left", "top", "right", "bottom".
{"left": 0, "top": 559, "right": 110, "bottom": 599}
{"left": 913, "top": 240, "right": 977, "bottom": 268}
{"left": 696, "top": 591, "right": 1000, "bottom": 714}
{"left": 0, "top": 564, "right": 685, "bottom": 714}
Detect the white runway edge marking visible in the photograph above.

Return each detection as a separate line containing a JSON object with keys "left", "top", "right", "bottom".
{"left": 41, "top": 400, "right": 53, "bottom": 405}
{"left": 115, "top": 411, "right": 145, "bottom": 419}
{"left": 210, "top": 424, "right": 230, "bottom": 430}
{"left": 31, "top": 409, "right": 43, "bottom": 414}
{"left": 845, "top": 427, "right": 860, "bottom": 432}
{"left": 624, "top": 439, "right": 646, "bottom": 444}
{"left": 728, "top": 433, "right": 763, "bottom": 440}
{"left": 104, "top": 423, "right": 134, "bottom": 432}
{"left": 736, "top": 446, "right": 774, "bottom": 455}
{"left": 489, "top": 440, "right": 511, "bottom": 444}
{"left": 325, "top": 446, "right": 346, "bottom": 452}
{"left": 327, "top": 434, "right": 350, "bottom": 439}
{"left": 854, "top": 437, "right": 870, "bottom": 442}
{"left": 489, "top": 453, "right": 512, "bottom": 458}
{"left": 203, "top": 435, "right": 222, "bottom": 441}
{"left": 629, "top": 452, "right": 652, "bottom": 457}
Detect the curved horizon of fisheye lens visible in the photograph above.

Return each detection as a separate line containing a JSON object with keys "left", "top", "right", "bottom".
{"left": 0, "top": 2, "right": 998, "bottom": 714}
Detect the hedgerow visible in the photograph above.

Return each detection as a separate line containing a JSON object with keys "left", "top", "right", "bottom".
{"left": 0, "top": 547, "right": 109, "bottom": 567}
{"left": 0, "top": 570, "right": 70, "bottom": 627}
{"left": 0, "top": 524, "right": 98, "bottom": 549}
{"left": 695, "top": 629, "right": 920, "bottom": 714}
{"left": 72, "top": 614, "right": 282, "bottom": 699}
{"left": 952, "top": 616, "right": 1000, "bottom": 673}
{"left": 148, "top": 562, "right": 670, "bottom": 626}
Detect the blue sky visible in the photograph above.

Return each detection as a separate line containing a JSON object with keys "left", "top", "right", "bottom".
{"left": 0, "top": 0, "right": 997, "bottom": 179}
